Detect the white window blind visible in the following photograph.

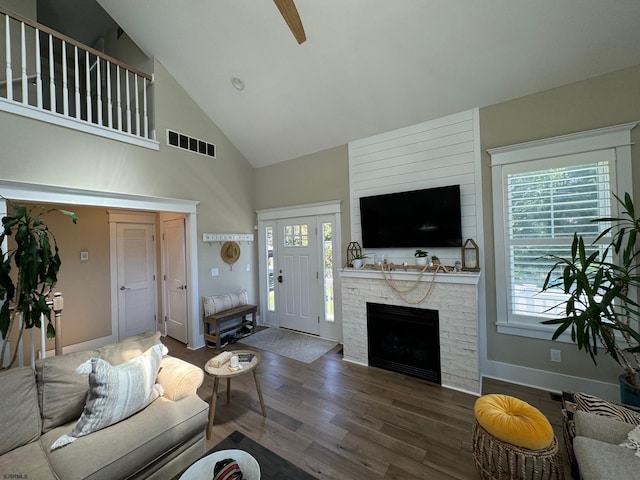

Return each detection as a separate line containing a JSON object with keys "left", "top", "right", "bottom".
{"left": 506, "top": 159, "right": 611, "bottom": 319}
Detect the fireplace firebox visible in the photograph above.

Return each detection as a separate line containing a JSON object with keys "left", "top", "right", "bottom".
{"left": 367, "top": 302, "right": 440, "bottom": 384}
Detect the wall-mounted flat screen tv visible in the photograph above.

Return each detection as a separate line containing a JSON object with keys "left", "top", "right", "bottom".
{"left": 359, "top": 185, "right": 462, "bottom": 248}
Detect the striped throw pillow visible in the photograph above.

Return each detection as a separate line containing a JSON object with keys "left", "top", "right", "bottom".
{"left": 51, "top": 343, "right": 167, "bottom": 450}
{"left": 574, "top": 392, "right": 640, "bottom": 425}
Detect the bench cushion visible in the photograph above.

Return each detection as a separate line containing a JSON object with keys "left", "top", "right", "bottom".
{"left": 203, "top": 290, "right": 248, "bottom": 316}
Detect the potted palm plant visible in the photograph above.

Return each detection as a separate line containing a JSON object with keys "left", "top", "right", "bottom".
{"left": 541, "top": 193, "right": 640, "bottom": 405}
{"left": 0, "top": 202, "right": 76, "bottom": 369}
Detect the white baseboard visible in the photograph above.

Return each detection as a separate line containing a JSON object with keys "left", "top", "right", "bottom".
{"left": 482, "top": 359, "right": 619, "bottom": 402}
{"left": 442, "top": 383, "right": 481, "bottom": 397}
{"left": 342, "top": 356, "right": 368, "bottom": 367}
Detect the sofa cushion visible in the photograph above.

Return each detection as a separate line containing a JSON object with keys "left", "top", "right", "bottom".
{"left": 0, "top": 366, "right": 41, "bottom": 455}
{"left": 35, "top": 349, "right": 99, "bottom": 433}
{"left": 0, "top": 440, "right": 57, "bottom": 480}
{"left": 51, "top": 343, "right": 167, "bottom": 450}
{"left": 575, "top": 410, "right": 636, "bottom": 444}
{"left": 573, "top": 436, "right": 640, "bottom": 480}
{"left": 42, "top": 395, "right": 208, "bottom": 480}
{"left": 97, "top": 330, "right": 161, "bottom": 365}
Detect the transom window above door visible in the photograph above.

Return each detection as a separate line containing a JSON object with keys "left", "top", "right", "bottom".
{"left": 284, "top": 224, "right": 309, "bottom": 247}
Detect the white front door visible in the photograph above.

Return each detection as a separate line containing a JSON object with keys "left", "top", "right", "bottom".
{"left": 116, "top": 223, "right": 157, "bottom": 339}
{"left": 258, "top": 202, "right": 342, "bottom": 342}
{"left": 278, "top": 218, "right": 320, "bottom": 335}
{"left": 162, "top": 217, "right": 188, "bottom": 343}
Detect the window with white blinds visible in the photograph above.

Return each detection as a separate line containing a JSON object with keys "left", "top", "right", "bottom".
{"left": 506, "top": 158, "right": 611, "bottom": 319}
{"left": 489, "top": 123, "right": 635, "bottom": 339}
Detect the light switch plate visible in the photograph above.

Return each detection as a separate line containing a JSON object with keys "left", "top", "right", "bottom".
{"left": 80, "top": 251, "right": 89, "bottom": 261}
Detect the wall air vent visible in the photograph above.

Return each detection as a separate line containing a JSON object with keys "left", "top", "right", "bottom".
{"left": 166, "top": 129, "right": 216, "bottom": 158}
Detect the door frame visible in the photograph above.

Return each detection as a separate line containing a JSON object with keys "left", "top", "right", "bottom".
{"left": 257, "top": 200, "right": 342, "bottom": 341}
{"left": 0, "top": 180, "right": 201, "bottom": 352}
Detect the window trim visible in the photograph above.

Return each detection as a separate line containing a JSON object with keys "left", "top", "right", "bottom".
{"left": 489, "top": 122, "right": 636, "bottom": 339}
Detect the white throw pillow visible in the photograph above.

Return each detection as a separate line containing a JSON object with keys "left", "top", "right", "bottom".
{"left": 620, "top": 424, "right": 640, "bottom": 457}
{"left": 51, "top": 343, "right": 167, "bottom": 450}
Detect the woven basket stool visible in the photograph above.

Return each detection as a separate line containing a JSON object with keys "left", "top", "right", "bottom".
{"left": 472, "top": 394, "right": 564, "bottom": 480}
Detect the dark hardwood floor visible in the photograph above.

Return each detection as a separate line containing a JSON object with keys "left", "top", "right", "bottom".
{"left": 162, "top": 333, "right": 570, "bottom": 480}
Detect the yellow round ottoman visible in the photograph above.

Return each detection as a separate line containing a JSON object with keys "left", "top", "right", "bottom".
{"left": 472, "top": 394, "right": 564, "bottom": 480}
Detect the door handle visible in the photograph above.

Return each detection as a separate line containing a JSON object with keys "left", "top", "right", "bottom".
{"left": 178, "top": 285, "right": 187, "bottom": 290}
{"left": 120, "top": 286, "right": 130, "bottom": 291}
{"left": 278, "top": 269, "right": 283, "bottom": 283}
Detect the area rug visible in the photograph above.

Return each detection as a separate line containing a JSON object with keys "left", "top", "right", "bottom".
{"left": 175, "top": 430, "right": 316, "bottom": 480}
{"left": 238, "top": 327, "right": 338, "bottom": 363}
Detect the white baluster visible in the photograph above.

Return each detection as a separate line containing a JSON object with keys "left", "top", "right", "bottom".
{"left": 96, "top": 57, "right": 102, "bottom": 125}
{"left": 134, "top": 74, "right": 140, "bottom": 135}
{"left": 116, "top": 66, "right": 122, "bottom": 131}
{"left": 74, "top": 46, "right": 80, "bottom": 118}
{"left": 125, "top": 70, "right": 131, "bottom": 133}
{"left": 20, "top": 21, "right": 27, "bottom": 104}
{"left": 5, "top": 15, "right": 12, "bottom": 101}
{"left": 35, "top": 28, "right": 42, "bottom": 108}
{"left": 61, "top": 40, "right": 68, "bottom": 115}
{"left": 106, "top": 61, "right": 113, "bottom": 128}
{"left": 143, "top": 78, "right": 148, "bottom": 138}
{"left": 48, "top": 34, "right": 55, "bottom": 112}
{"left": 39, "top": 312, "right": 46, "bottom": 361}
{"left": 85, "top": 51, "right": 92, "bottom": 122}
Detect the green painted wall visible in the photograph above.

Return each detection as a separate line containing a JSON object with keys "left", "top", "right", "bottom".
{"left": 479, "top": 64, "right": 640, "bottom": 384}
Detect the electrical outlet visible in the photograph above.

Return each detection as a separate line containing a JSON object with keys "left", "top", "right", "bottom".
{"left": 550, "top": 349, "right": 561, "bottom": 363}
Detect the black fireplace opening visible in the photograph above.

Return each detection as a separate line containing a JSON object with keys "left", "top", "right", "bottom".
{"left": 367, "top": 302, "right": 440, "bottom": 384}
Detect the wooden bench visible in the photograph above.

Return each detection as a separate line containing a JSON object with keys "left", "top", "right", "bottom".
{"left": 203, "top": 304, "right": 257, "bottom": 350}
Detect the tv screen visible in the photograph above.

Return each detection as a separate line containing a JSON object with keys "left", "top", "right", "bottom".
{"left": 359, "top": 185, "right": 462, "bottom": 248}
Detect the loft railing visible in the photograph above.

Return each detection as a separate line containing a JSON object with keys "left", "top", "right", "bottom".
{"left": 0, "top": 6, "right": 157, "bottom": 149}
{"left": 0, "top": 292, "right": 64, "bottom": 369}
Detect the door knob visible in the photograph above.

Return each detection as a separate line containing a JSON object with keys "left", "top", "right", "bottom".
{"left": 278, "top": 269, "right": 283, "bottom": 283}
{"left": 120, "top": 286, "right": 130, "bottom": 291}
{"left": 178, "top": 285, "right": 186, "bottom": 290}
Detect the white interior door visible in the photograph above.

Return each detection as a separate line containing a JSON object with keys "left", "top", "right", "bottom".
{"left": 116, "top": 223, "right": 157, "bottom": 339}
{"left": 162, "top": 217, "right": 188, "bottom": 343}
{"left": 278, "top": 217, "right": 320, "bottom": 335}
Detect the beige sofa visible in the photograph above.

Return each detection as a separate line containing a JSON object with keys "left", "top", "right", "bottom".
{"left": 573, "top": 411, "right": 639, "bottom": 480}
{"left": 0, "top": 331, "right": 208, "bottom": 480}
{"left": 562, "top": 391, "right": 640, "bottom": 479}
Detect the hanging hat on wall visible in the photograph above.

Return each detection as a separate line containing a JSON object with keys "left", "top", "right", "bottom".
{"left": 221, "top": 241, "right": 241, "bottom": 265}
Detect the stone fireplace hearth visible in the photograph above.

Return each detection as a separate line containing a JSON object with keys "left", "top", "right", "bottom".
{"left": 340, "top": 267, "right": 480, "bottom": 394}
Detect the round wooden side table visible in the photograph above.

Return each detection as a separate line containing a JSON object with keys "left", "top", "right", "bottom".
{"left": 204, "top": 350, "right": 267, "bottom": 439}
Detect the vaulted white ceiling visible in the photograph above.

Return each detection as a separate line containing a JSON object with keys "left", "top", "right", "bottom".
{"left": 97, "top": 0, "right": 640, "bottom": 168}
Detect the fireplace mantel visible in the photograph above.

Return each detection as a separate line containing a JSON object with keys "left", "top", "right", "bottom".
{"left": 340, "top": 266, "right": 481, "bottom": 395}
{"left": 340, "top": 266, "right": 481, "bottom": 285}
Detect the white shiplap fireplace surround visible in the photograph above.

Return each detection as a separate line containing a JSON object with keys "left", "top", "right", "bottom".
{"left": 340, "top": 268, "right": 481, "bottom": 395}
{"left": 343, "top": 108, "right": 484, "bottom": 396}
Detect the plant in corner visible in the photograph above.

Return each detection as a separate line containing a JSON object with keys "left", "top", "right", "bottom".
{"left": 0, "top": 202, "right": 77, "bottom": 369}
{"left": 540, "top": 193, "right": 640, "bottom": 405}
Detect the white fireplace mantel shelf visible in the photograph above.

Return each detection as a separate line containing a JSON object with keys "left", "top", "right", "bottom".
{"left": 339, "top": 267, "right": 481, "bottom": 285}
